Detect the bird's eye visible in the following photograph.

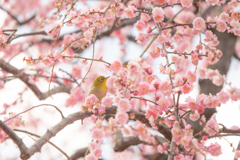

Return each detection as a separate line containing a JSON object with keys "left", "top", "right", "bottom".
{"left": 100, "top": 78, "right": 104, "bottom": 81}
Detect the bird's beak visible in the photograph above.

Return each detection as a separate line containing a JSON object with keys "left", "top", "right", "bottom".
{"left": 106, "top": 76, "right": 110, "bottom": 79}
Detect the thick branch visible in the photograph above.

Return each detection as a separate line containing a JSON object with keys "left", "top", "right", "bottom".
{"left": 0, "top": 121, "right": 29, "bottom": 158}
{"left": 0, "top": 59, "right": 71, "bottom": 100}
{"left": 70, "top": 147, "right": 88, "bottom": 160}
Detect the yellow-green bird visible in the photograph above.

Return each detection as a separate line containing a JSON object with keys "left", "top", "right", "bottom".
{"left": 88, "top": 76, "right": 109, "bottom": 101}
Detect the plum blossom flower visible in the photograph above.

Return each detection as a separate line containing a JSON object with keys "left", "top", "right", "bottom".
{"left": 136, "top": 33, "right": 148, "bottom": 45}
{"left": 189, "top": 110, "right": 200, "bottom": 121}
{"left": 71, "top": 65, "right": 82, "bottom": 78}
{"left": 137, "top": 82, "right": 149, "bottom": 95}
{"left": 65, "top": 95, "right": 78, "bottom": 107}
{"left": 193, "top": 17, "right": 205, "bottom": 30}
{"left": 110, "top": 61, "right": 122, "bottom": 73}
{"left": 187, "top": 71, "right": 196, "bottom": 83}
{"left": 181, "top": 0, "right": 193, "bottom": 8}
{"left": 152, "top": 7, "right": 164, "bottom": 22}
{"left": 124, "top": 7, "right": 136, "bottom": 19}
{"left": 84, "top": 30, "right": 93, "bottom": 43}
{"left": 219, "top": 12, "right": 229, "bottom": 22}
{"left": 141, "top": 13, "right": 151, "bottom": 22}
{"left": 116, "top": 112, "right": 129, "bottom": 125}
{"left": 181, "top": 83, "right": 192, "bottom": 94}
{"left": 42, "top": 57, "right": 54, "bottom": 66}
{"left": 118, "top": 98, "right": 131, "bottom": 112}
{"left": 204, "top": 115, "right": 219, "bottom": 135}
{"left": 217, "top": 91, "right": 229, "bottom": 103}
{"left": 135, "top": 20, "right": 145, "bottom": 31}
{"left": 149, "top": 79, "right": 161, "bottom": 92}
{"left": 53, "top": 50, "right": 62, "bottom": 59}
{"left": 93, "top": 148, "right": 102, "bottom": 158}
{"left": 216, "top": 20, "right": 227, "bottom": 32}
{"left": 157, "top": 34, "right": 166, "bottom": 44}
{"left": 92, "top": 128, "right": 104, "bottom": 140}
{"left": 228, "top": 87, "right": 240, "bottom": 101}
{"left": 85, "top": 94, "right": 99, "bottom": 106}
{"left": 157, "top": 98, "right": 170, "bottom": 112}
{"left": 102, "top": 96, "right": 113, "bottom": 107}
{"left": 186, "top": 97, "right": 197, "bottom": 111}
{"left": 205, "top": 142, "right": 222, "bottom": 156}
{"left": 157, "top": 143, "right": 168, "bottom": 153}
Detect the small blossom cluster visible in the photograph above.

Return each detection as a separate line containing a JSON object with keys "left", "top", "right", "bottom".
{"left": 197, "top": 67, "right": 225, "bottom": 86}
{"left": 85, "top": 140, "right": 103, "bottom": 160}
{"left": 65, "top": 88, "right": 85, "bottom": 107}
{"left": 0, "top": 113, "right": 25, "bottom": 143}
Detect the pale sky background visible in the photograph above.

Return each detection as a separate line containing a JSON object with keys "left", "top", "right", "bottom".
{"left": 0, "top": 1, "right": 240, "bottom": 160}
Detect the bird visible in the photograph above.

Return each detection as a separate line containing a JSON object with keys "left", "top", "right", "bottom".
{"left": 87, "top": 76, "right": 109, "bottom": 101}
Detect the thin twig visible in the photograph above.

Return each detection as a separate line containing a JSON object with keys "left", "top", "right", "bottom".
{"left": 4, "top": 104, "right": 64, "bottom": 123}
{"left": 48, "top": 60, "right": 57, "bottom": 99}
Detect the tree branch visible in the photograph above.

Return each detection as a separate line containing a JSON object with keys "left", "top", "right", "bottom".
{"left": 112, "top": 130, "right": 169, "bottom": 152}
{"left": 70, "top": 147, "right": 88, "bottom": 160}
{"left": 0, "top": 6, "right": 36, "bottom": 25}
{"left": 1, "top": 105, "right": 170, "bottom": 159}
{"left": 0, "top": 121, "right": 29, "bottom": 158}
{"left": 0, "top": 59, "right": 71, "bottom": 100}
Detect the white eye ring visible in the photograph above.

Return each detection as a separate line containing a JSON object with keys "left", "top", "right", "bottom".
{"left": 100, "top": 78, "right": 104, "bottom": 81}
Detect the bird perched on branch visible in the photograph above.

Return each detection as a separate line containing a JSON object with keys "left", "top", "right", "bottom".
{"left": 87, "top": 76, "right": 109, "bottom": 101}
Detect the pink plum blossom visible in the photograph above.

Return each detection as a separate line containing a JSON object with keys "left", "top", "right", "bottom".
{"left": 141, "top": 13, "right": 151, "bottom": 22}
{"left": 116, "top": 112, "right": 129, "bottom": 125}
{"left": 152, "top": 7, "right": 164, "bottom": 23}
{"left": 189, "top": 111, "right": 200, "bottom": 121}
{"left": 157, "top": 98, "right": 170, "bottom": 112}
{"left": 157, "top": 143, "right": 168, "bottom": 153}
{"left": 157, "top": 35, "right": 166, "bottom": 44}
{"left": 93, "top": 148, "right": 102, "bottom": 158}
{"left": 137, "top": 82, "right": 149, "bottom": 95}
{"left": 110, "top": 61, "right": 122, "bottom": 73}
{"left": 135, "top": 20, "right": 145, "bottom": 31}
{"left": 92, "top": 128, "right": 104, "bottom": 140}
{"left": 193, "top": 17, "right": 205, "bottom": 30}
{"left": 216, "top": 20, "right": 227, "bottom": 32}
{"left": 71, "top": 65, "right": 82, "bottom": 78}
{"left": 136, "top": 33, "right": 148, "bottom": 45}
{"left": 217, "top": 91, "right": 229, "bottom": 103}
{"left": 118, "top": 98, "right": 131, "bottom": 112}
{"left": 205, "top": 142, "right": 222, "bottom": 156}
{"left": 85, "top": 94, "right": 99, "bottom": 106}
{"left": 219, "top": 12, "right": 229, "bottom": 22}
{"left": 204, "top": 115, "right": 219, "bottom": 135}
{"left": 42, "top": 57, "right": 54, "bottom": 66}
{"left": 102, "top": 96, "right": 113, "bottom": 107}
{"left": 84, "top": 30, "right": 93, "bottom": 43}
{"left": 181, "top": 0, "right": 193, "bottom": 8}
{"left": 124, "top": 7, "right": 136, "bottom": 19}
{"left": 186, "top": 71, "right": 196, "bottom": 83}
{"left": 65, "top": 95, "right": 78, "bottom": 107}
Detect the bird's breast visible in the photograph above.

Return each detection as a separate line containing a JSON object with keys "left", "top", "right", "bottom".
{"left": 87, "top": 87, "right": 107, "bottom": 101}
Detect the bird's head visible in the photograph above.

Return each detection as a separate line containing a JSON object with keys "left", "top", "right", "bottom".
{"left": 91, "top": 76, "right": 109, "bottom": 89}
